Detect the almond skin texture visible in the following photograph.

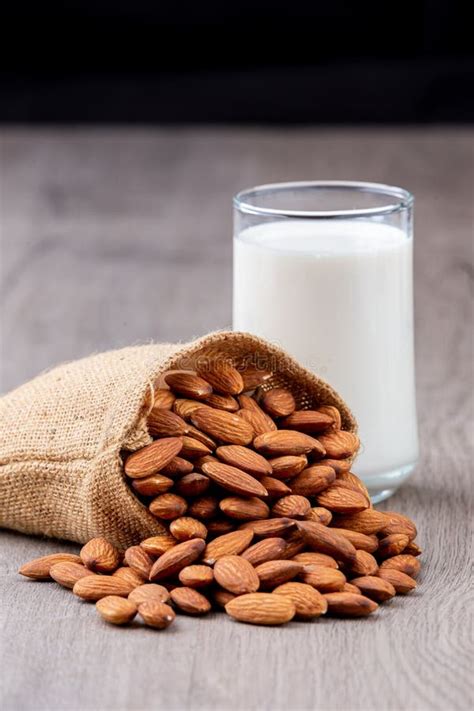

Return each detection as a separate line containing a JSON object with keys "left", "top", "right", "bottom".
{"left": 300, "top": 565, "right": 346, "bottom": 593}
{"left": 241, "top": 538, "right": 288, "bottom": 566}
{"left": 113, "top": 567, "right": 147, "bottom": 588}
{"left": 404, "top": 541, "right": 422, "bottom": 557}
{"left": 254, "top": 430, "right": 326, "bottom": 458}
{"left": 164, "top": 372, "right": 213, "bottom": 399}
{"left": 185, "top": 425, "right": 216, "bottom": 450}
{"left": 379, "top": 554, "right": 421, "bottom": 578}
{"left": 80, "top": 538, "right": 120, "bottom": 574}
{"left": 280, "top": 410, "right": 334, "bottom": 434}
{"left": 204, "top": 393, "right": 240, "bottom": 412}
{"left": 332, "top": 510, "right": 389, "bottom": 535}
{"left": 50, "top": 562, "right": 93, "bottom": 589}
{"left": 187, "top": 495, "right": 219, "bottom": 520}
{"left": 324, "top": 592, "right": 378, "bottom": 617}
{"left": 259, "top": 476, "right": 292, "bottom": 499}
{"left": 179, "top": 436, "right": 212, "bottom": 460}
{"left": 124, "top": 546, "right": 154, "bottom": 579}
{"left": 196, "top": 362, "right": 244, "bottom": 395}
{"left": 292, "top": 552, "right": 339, "bottom": 569}
{"left": 269, "top": 455, "right": 308, "bottom": 479}
{"left": 348, "top": 550, "right": 379, "bottom": 577}
{"left": 125, "top": 438, "right": 183, "bottom": 478}
{"left": 377, "top": 568, "right": 417, "bottom": 594}
{"left": 239, "top": 518, "right": 296, "bottom": 538}
{"left": 206, "top": 519, "right": 235, "bottom": 536}
{"left": 343, "top": 582, "right": 362, "bottom": 595}
{"left": 272, "top": 495, "right": 311, "bottom": 519}
{"left": 128, "top": 584, "right": 170, "bottom": 606}
{"left": 191, "top": 408, "right": 254, "bottom": 446}
{"left": 160, "top": 457, "right": 194, "bottom": 477}
{"left": 273, "top": 582, "right": 328, "bottom": 619}
{"left": 297, "top": 521, "right": 357, "bottom": 566}
{"left": 351, "top": 576, "right": 396, "bottom": 602}
{"left": 216, "top": 445, "right": 272, "bottom": 477}
{"left": 169, "top": 517, "right": 208, "bottom": 541}
{"left": 316, "top": 486, "right": 369, "bottom": 514}
{"left": 149, "top": 539, "right": 206, "bottom": 581}
{"left": 278, "top": 530, "right": 306, "bottom": 559}
{"left": 96, "top": 596, "right": 137, "bottom": 625}
{"left": 320, "top": 458, "right": 352, "bottom": 474}
{"left": 202, "top": 529, "right": 254, "bottom": 565}
{"left": 261, "top": 388, "right": 296, "bottom": 418}
{"left": 173, "top": 399, "right": 207, "bottom": 421}
{"left": 377, "top": 534, "right": 410, "bottom": 560}
{"left": 178, "top": 565, "right": 214, "bottom": 589}
{"left": 238, "top": 395, "right": 277, "bottom": 435}
{"left": 239, "top": 367, "right": 272, "bottom": 391}
{"left": 138, "top": 601, "right": 176, "bottom": 629}
{"left": 73, "top": 575, "right": 134, "bottom": 601}
{"left": 132, "top": 474, "right": 174, "bottom": 496}
{"left": 149, "top": 493, "right": 188, "bottom": 520}
{"left": 378, "top": 512, "right": 418, "bottom": 540}
{"left": 225, "top": 592, "right": 296, "bottom": 626}
{"left": 140, "top": 534, "right": 178, "bottom": 556}
{"left": 19, "top": 553, "right": 82, "bottom": 580}
{"left": 214, "top": 555, "right": 260, "bottom": 595}
{"left": 202, "top": 461, "right": 268, "bottom": 498}
{"left": 317, "top": 431, "right": 360, "bottom": 459}
{"left": 150, "top": 388, "right": 176, "bottom": 411}
{"left": 304, "top": 507, "right": 333, "bottom": 526}
{"left": 318, "top": 405, "right": 342, "bottom": 429}
{"left": 212, "top": 589, "right": 237, "bottom": 608}
{"left": 255, "top": 560, "right": 304, "bottom": 588}
{"left": 290, "top": 465, "right": 336, "bottom": 496}
{"left": 170, "top": 587, "right": 211, "bottom": 615}
{"left": 174, "top": 473, "right": 210, "bottom": 498}
{"left": 219, "top": 496, "right": 270, "bottom": 521}
{"left": 147, "top": 409, "right": 188, "bottom": 437}
{"left": 328, "top": 528, "right": 379, "bottom": 553}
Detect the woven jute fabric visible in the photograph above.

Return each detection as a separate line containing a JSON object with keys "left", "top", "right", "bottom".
{"left": 0, "top": 331, "right": 357, "bottom": 549}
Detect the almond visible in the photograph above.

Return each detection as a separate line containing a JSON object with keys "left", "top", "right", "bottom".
{"left": 202, "top": 529, "right": 254, "bottom": 565}
{"left": 140, "top": 534, "right": 178, "bottom": 556}
{"left": 80, "top": 538, "right": 120, "bottom": 573}
{"left": 272, "top": 495, "right": 311, "bottom": 519}
{"left": 187, "top": 495, "right": 219, "bottom": 520}
{"left": 304, "top": 507, "right": 333, "bottom": 526}
{"left": 204, "top": 393, "right": 240, "bottom": 412}
{"left": 239, "top": 518, "right": 296, "bottom": 538}
{"left": 185, "top": 425, "right": 217, "bottom": 450}
{"left": 319, "top": 457, "right": 352, "bottom": 473}
{"left": 169, "top": 517, "right": 208, "bottom": 541}
{"left": 96, "top": 596, "right": 137, "bottom": 625}
{"left": 73, "top": 575, "right": 134, "bottom": 601}
{"left": 378, "top": 511, "right": 418, "bottom": 540}
{"left": 219, "top": 496, "right": 270, "bottom": 521}
{"left": 317, "top": 431, "right": 360, "bottom": 459}
{"left": 259, "top": 476, "right": 292, "bottom": 498}
{"left": 149, "top": 538, "right": 206, "bottom": 580}
{"left": 170, "top": 587, "right": 211, "bottom": 615}
{"left": 196, "top": 361, "right": 244, "bottom": 395}
{"left": 178, "top": 565, "right": 214, "bottom": 589}
{"left": 404, "top": 541, "right": 422, "bottom": 557}
{"left": 18, "top": 553, "right": 82, "bottom": 580}
{"left": 212, "top": 588, "right": 237, "bottom": 608}
{"left": 131, "top": 474, "right": 174, "bottom": 496}
{"left": 255, "top": 560, "right": 304, "bottom": 588}
{"left": 261, "top": 388, "right": 296, "bottom": 418}
{"left": 377, "top": 568, "right": 417, "bottom": 594}
{"left": 50, "top": 561, "right": 93, "bottom": 589}
{"left": 379, "top": 554, "right": 421, "bottom": 578}
{"left": 278, "top": 529, "right": 306, "bottom": 559}
{"left": 160, "top": 456, "right": 194, "bottom": 477}
{"left": 332, "top": 509, "right": 388, "bottom": 535}
{"left": 297, "top": 521, "right": 357, "bottom": 566}
{"left": 173, "top": 399, "right": 206, "bottom": 420}
{"left": 174, "top": 472, "right": 210, "bottom": 497}
{"left": 324, "top": 592, "right": 378, "bottom": 616}
{"left": 206, "top": 518, "right": 235, "bottom": 535}
{"left": 377, "top": 534, "right": 410, "bottom": 559}
{"left": 124, "top": 546, "right": 154, "bottom": 578}
{"left": 280, "top": 410, "right": 334, "bottom": 433}
{"left": 343, "top": 582, "right": 362, "bottom": 595}
{"left": 149, "top": 493, "right": 188, "bottom": 520}
{"left": 214, "top": 555, "right": 260, "bottom": 595}
{"left": 290, "top": 465, "right": 336, "bottom": 496}
{"left": 147, "top": 409, "right": 187, "bottom": 437}
{"left": 317, "top": 405, "right": 342, "bottom": 429}
{"left": 113, "top": 567, "right": 147, "bottom": 588}
{"left": 150, "top": 388, "right": 176, "bottom": 411}
{"left": 191, "top": 408, "right": 254, "bottom": 446}
{"left": 254, "top": 430, "right": 325, "bottom": 458}
{"left": 350, "top": 575, "right": 396, "bottom": 602}
{"left": 292, "top": 552, "right": 339, "bottom": 569}
{"left": 138, "top": 600, "right": 176, "bottom": 629}
{"left": 180, "top": 436, "right": 213, "bottom": 459}
{"left": 225, "top": 592, "right": 296, "bottom": 625}
{"left": 128, "top": 583, "right": 170, "bottom": 606}
{"left": 334, "top": 471, "right": 371, "bottom": 503}
{"left": 241, "top": 538, "right": 288, "bottom": 566}
{"left": 328, "top": 528, "right": 379, "bottom": 553}
{"left": 273, "top": 582, "right": 328, "bottom": 619}
{"left": 300, "top": 565, "right": 346, "bottom": 592}
{"left": 216, "top": 445, "right": 272, "bottom": 477}
{"left": 124, "top": 437, "right": 183, "bottom": 478}
{"left": 269, "top": 455, "right": 308, "bottom": 479}
{"left": 348, "top": 550, "right": 379, "bottom": 577}
{"left": 238, "top": 395, "right": 277, "bottom": 434}
{"left": 164, "top": 372, "right": 213, "bottom": 399}
{"left": 316, "top": 485, "right": 369, "bottom": 514}
{"left": 201, "top": 461, "right": 268, "bottom": 498}
{"left": 238, "top": 366, "right": 272, "bottom": 391}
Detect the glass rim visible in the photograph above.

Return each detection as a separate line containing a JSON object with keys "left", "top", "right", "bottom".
{"left": 233, "top": 180, "right": 414, "bottom": 219}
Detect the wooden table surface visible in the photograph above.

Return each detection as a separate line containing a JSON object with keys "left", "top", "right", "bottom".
{"left": 1, "top": 127, "right": 473, "bottom": 711}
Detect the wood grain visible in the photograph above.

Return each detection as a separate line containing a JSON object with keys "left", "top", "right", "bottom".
{"left": 1, "top": 127, "right": 473, "bottom": 711}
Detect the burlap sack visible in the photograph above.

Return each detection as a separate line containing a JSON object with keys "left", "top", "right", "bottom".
{"left": 0, "top": 331, "right": 357, "bottom": 549}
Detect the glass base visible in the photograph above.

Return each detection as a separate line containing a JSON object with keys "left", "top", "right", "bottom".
{"left": 364, "top": 462, "right": 417, "bottom": 504}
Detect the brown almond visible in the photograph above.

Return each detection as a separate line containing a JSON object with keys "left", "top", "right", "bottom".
{"left": 239, "top": 518, "right": 296, "bottom": 538}
{"left": 255, "top": 560, "right": 304, "bottom": 588}
{"left": 332, "top": 509, "right": 389, "bottom": 535}
{"left": 280, "top": 410, "right": 334, "bottom": 433}
{"left": 377, "top": 568, "right": 417, "bottom": 594}
{"left": 216, "top": 445, "right": 272, "bottom": 477}
{"left": 239, "top": 366, "right": 273, "bottom": 391}
{"left": 149, "top": 493, "right": 187, "bottom": 520}
{"left": 132, "top": 474, "right": 174, "bottom": 496}
{"left": 96, "top": 596, "right": 137, "bottom": 625}
{"left": 164, "top": 372, "right": 213, "bottom": 399}
{"left": 206, "top": 518, "right": 235, "bottom": 536}
{"left": 317, "top": 405, "right": 342, "bottom": 429}
{"left": 238, "top": 395, "right": 277, "bottom": 435}
{"left": 128, "top": 583, "right": 170, "bottom": 606}
{"left": 138, "top": 600, "right": 176, "bottom": 629}
{"left": 19, "top": 553, "right": 82, "bottom": 580}
{"left": 304, "top": 507, "right": 333, "bottom": 526}
{"left": 254, "top": 430, "right": 325, "bottom": 458}
{"left": 269, "top": 455, "right": 308, "bottom": 479}
{"left": 324, "top": 592, "right": 378, "bottom": 616}
{"left": 273, "top": 582, "right": 327, "bottom": 619}
{"left": 73, "top": 575, "right": 134, "bottom": 601}
{"left": 147, "top": 409, "right": 187, "bottom": 437}
{"left": 196, "top": 362, "right": 244, "bottom": 395}
{"left": 292, "top": 552, "right": 339, "bottom": 569}
{"left": 170, "top": 587, "right": 211, "bottom": 615}
{"left": 169, "top": 517, "right": 208, "bottom": 541}
{"left": 343, "top": 582, "right": 362, "bottom": 595}
{"left": 178, "top": 565, "right": 214, "bottom": 589}
{"left": 124, "top": 437, "right": 183, "bottom": 478}
{"left": 113, "top": 567, "right": 146, "bottom": 588}
{"left": 348, "top": 550, "right": 379, "bottom": 577}
{"left": 202, "top": 529, "right": 254, "bottom": 565}
{"left": 351, "top": 575, "right": 396, "bottom": 602}
{"left": 225, "top": 592, "right": 295, "bottom": 625}
{"left": 214, "top": 555, "right": 260, "bottom": 595}
{"left": 219, "top": 496, "right": 270, "bottom": 521}
{"left": 297, "top": 520, "right": 357, "bottom": 566}
{"left": 404, "top": 541, "right": 422, "bottom": 556}
{"left": 204, "top": 393, "right": 240, "bottom": 412}
{"left": 377, "top": 534, "right": 410, "bottom": 559}
{"left": 279, "top": 529, "right": 306, "bottom": 559}
{"left": 50, "top": 562, "right": 93, "bottom": 589}
{"left": 160, "top": 456, "right": 194, "bottom": 477}
{"left": 174, "top": 472, "right": 210, "bottom": 497}
{"left": 202, "top": 461, "right": 268, "bottom": 498}
{"left": 241, "top": 538, "right": 287, "bottom": 566}
{"left": 212, "top": 588, "right": 237, "bottom": 608}
{"left": 80, "top": 538, "right": 120, "bottom": 574}
{"left": 317, "top": 431, "right": 360, "bottom": 459}
{"left": 187, "top": 495, "right": 219, "bottom": 520}
{"left": 261, "top": 388, "right": 296, "bottom": 418}
{"left": 191, "top": 408, "right": 254, "bottom": 446}
{"left": 180, "top": 436, "right": 213, "bottom": 460}
{"left": 124, "top": 546, "right": 154, "bottom": 579}
{"left": 259, "top": 476, "right": 292, "bottom": 499}
{"left": 319, "top": 458, "right": 352, "bottom": 474}
{"left": 150, "top": 388, "right": 176, "bottom": 411}
{"left": 140, "top": 534, "right": 177, "bottom": 556}
{"left": 173, "top": 399, "right": 206, "bottom": 421}
{"left": 316, "top": 485, "right": 369, "bottom": 514}
{"left": 334, "top": 471, "right": 371, "bottom": 502}
{"left": 300, "top": 565, "right": 346, "bottom": 592}
{"left": 379, "top": 554, "right": 421, "bottom": 578}
{"left": 378, "top": 511, "right": 418, "bottom": 540}
{"left": 272, "top": 495, "right": 311, "bottom": 519}
{"left": 185, "top": 425, "right": 217, "bottom": 450}
{"left": 290, "top": 465, "right": 336, "bottom": 496}
{"left": 149, "top": 538, "right": 206, "bottom": 580}
{"left": 329, "top": 528, "right": 379, "bottom": 553}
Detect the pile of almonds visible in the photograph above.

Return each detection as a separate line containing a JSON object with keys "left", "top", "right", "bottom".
{"left": 19, "top": 361, "right": 421, "bottom": 627}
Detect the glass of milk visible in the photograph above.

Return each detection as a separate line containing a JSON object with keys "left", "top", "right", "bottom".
{"left": 233, "top": 181, "right": 418, "bottom": 502}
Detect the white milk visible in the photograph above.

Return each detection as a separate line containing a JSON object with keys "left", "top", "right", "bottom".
{"left": 233, "top": 220, "right": 418, "bottom": 493}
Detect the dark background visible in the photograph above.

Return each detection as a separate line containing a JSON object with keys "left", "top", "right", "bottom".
{"left": 1, "top": 0, "right": 473, "bottom": 123}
